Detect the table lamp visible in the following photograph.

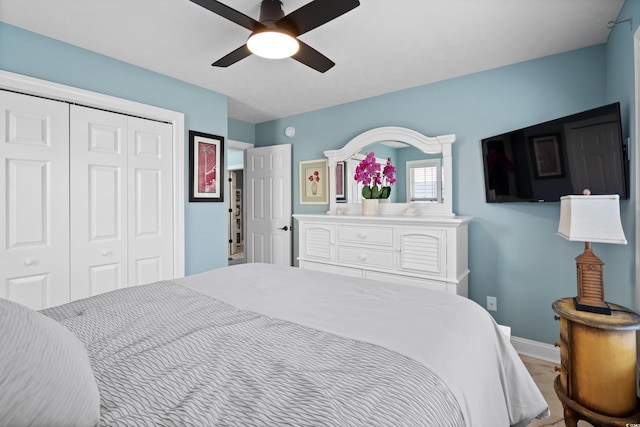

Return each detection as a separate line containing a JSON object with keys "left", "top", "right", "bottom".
{"left": 557, "top": 190, "right": 627, "bottom": 315}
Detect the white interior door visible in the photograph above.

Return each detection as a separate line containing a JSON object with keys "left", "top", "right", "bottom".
{"left": 0, "top": 90, "right": 70, "bottom": 310}
{"left": 565, "top": 118, "right": 625, "bottom": 195}
{"left": 245, "top": 144, "right": 292, "bottom": 265}
{"left": 127, "top": 116, "right": 173, "bottom": 286}
{"left": 70, "top": 105, "right": 128, "bottom": 300}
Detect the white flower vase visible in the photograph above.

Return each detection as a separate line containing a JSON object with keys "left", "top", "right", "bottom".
{"left": 362, "top": 198, "right": 378, "bottom": 215}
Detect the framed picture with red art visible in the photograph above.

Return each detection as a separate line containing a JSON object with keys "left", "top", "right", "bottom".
{"left": 299, "top": 159, "right": 329, "bottom": 205}
{"left": 189, "top": 130, "right": 225, "bottom": 202}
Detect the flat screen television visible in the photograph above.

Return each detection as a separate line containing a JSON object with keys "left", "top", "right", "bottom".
{"left": 481, "top": 102, "right": 628, "bottom": 203}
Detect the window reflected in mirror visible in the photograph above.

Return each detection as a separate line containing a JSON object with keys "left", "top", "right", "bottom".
{"left": 407, "top": 159, "right": 443, "bottom": 203}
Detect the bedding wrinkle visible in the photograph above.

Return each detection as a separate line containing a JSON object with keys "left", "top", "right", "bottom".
{"left": 177, "top": 264, "right": 550, "bottom": 427}
{"left": 43, "top": 279, "right": 466, "bottom": 426}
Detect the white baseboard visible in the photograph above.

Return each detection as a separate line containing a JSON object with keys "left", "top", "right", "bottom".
{"left": 511, "top": 336, "right": 560, "bottom": 364}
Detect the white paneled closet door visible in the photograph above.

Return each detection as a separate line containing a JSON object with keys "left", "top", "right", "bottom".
{"left": 127, "top": 116, "right": 174, "bottom": 286}
{"left": 70, "top": 106, "right": 129, "bottom": 300}
{"left": 70, "top": 105, "right": 173, "bottom": 300}
{"left": 0, "top": 90, "right": 70, "bottom": 310}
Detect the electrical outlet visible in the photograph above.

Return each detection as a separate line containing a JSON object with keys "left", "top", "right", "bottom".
{"left": 487, "top": 296, "right": 497, "bottom": 311}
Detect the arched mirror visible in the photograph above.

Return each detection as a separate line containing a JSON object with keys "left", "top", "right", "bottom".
{"left": 324, "top": 127, "right": 455, "bottom": 216}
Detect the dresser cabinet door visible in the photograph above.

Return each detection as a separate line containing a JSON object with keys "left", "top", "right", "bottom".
{"left": 395, "top": 228, "right": 446, "bottom": 276}
{"left": 300, "top": 223, "right": 336, "bottom": 261}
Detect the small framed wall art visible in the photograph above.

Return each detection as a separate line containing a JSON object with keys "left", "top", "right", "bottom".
{"left": 530, "top": 133, "right": 564, "bottom": 178}
{"left": 336, "top": 160, "right": 346, "bottom": 202}
{"left": 299, "top": 159, "right": 329, "bottom": 204}
{"left": 189, "top": 130, "right": 225, "bottom": 202}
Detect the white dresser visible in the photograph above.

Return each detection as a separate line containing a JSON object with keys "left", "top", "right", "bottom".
{"left": 294, "top": 214, "right": 472, "bottom": 297}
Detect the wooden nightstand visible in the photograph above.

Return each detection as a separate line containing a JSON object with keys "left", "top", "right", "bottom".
{"left": 552, "top": 298, "right": 640, "bottom": 427}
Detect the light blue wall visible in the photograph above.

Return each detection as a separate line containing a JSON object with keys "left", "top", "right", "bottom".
{"left": 255, "top": 44, "right": 631, "bottom": 345}
{"left": 227, "top": 150, "right": 244, "bottom": 169}
{"left": 0, "top": 22, "right": 229, "bottom": 276}
{"left": 228, "top": 118, "right": 256, "bottom": 144}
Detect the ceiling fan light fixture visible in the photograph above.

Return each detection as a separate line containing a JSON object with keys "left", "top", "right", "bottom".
{"left": 247, "top": 30, "right": 299, "bottom": 59}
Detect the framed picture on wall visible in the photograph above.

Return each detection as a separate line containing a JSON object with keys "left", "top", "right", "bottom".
{"left": 189, "top": 130, "right": 225, "bottom": 202}
{"left": 300, "top": 159, "right": 329, "bottom": 204}
{"left": 530, "top": 134, "right": 564, "bottom": 178}
{"left": 336, "top": 161, "right": 346, "bottom": 202}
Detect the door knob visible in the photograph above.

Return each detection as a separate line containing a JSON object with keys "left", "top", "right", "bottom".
{"left": 279, "top": 226, "right": 289, "bottom": 231}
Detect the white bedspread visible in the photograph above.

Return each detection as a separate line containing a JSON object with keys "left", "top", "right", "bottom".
{"left": 176, "top": 263, "right": 549, "bottom": 427}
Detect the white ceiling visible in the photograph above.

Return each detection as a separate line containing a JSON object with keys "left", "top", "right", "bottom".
{"left": 0, "top": 0, "right": 625, "bottom": 124}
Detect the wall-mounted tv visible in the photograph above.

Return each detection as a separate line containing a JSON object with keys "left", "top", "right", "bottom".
{"left": 481, "top": 102, "right": 628, "bottom": 203}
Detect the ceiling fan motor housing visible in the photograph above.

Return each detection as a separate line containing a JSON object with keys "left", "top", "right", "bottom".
{"left": 259, "top": 0, "right": 285, "bottom": 27}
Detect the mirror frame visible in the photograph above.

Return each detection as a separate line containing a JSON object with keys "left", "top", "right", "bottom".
{"left": 324, "top": 126, "right": 456, "bottom": 216}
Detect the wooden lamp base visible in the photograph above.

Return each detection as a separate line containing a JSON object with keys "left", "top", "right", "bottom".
{"left": 574, "top": 242, "right": 611, "bottom": 315}
{"left": 574, "top": 298, "right": 611, "bottom": 315}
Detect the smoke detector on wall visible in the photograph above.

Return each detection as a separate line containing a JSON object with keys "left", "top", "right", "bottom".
{"left": 284, "top": 126, "right": 295, "bottom": 137}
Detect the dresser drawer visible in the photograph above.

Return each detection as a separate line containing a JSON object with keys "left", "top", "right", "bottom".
{"left": 338, "top": 246, "right": 394, "bottom": 268}
{"left": 557, "top": 318, "right": 570, "bottom": 394}
{"left": 559, "top": 317, "right": 569, "bottom": 344}
{"left": 338, "top": 226, "right": 393, "bottom": 246}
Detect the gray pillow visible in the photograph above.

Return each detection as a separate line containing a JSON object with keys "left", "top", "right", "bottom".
{"left": 0, "top": 298, "right": 100, "bottom": 427}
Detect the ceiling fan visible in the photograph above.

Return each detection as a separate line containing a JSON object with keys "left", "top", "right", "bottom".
{"left": 189, "top": 0, "right": 360, "bottom": 73}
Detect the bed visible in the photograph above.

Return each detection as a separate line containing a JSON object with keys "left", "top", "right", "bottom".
{"left": 0, "top": 263, "right": 549, "bottom": 426}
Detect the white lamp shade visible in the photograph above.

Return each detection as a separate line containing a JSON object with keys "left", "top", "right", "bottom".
{"left": 247, "top": 31, "right": 299, "bottom": 59}
{"left": 557, "top": 194, "right": 627, "bottom": 244}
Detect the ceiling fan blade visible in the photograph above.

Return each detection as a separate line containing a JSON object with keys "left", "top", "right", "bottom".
{"left": 189, "top": 0, "right": 264, "bottom": 32}
{"left": 212, "top": 45, "right": 252, "bottom": 67}
{"left": 276, "top": 0, "right": 360, "bottom": 36}
{"left": 291, "top": 41, "right": 335, "bottom": 73}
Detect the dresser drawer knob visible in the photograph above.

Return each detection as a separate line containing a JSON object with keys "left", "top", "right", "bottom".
{"left": 358, "top": 254, "right": 367, "bottom": 261}
{"left": 358, "top": 233, "right": 366, "bottom": 239}
{"left": 23, "top": 258, "right": 34, "bottom": 266}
